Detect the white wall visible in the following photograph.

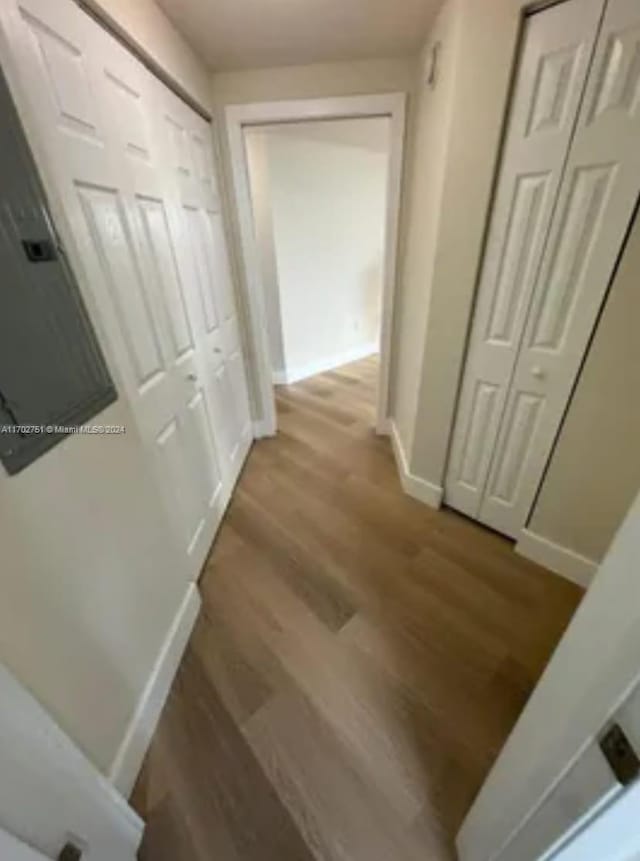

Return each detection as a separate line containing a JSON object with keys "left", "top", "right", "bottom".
{"left": 246, "top": 119, "right": 389, "bottom": 382}
{"left": 0, "top": 402, "right": 186, "bottom": 774}
{"left": 390, "top": 3, "right": 459, "bottom": 454}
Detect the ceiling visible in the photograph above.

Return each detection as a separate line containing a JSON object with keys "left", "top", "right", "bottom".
{"left": 156, "top": 0, "right": 442, "bottom": 72}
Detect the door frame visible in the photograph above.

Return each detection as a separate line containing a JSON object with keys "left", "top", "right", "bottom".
{"left": 0, "top": 661, "right": 143, "bottom": 859}
{"left": 457, "top": 486, "right": 640, "bottom": 861}
{"left": 225, "top": 93, "right": 407, "bottom": 436}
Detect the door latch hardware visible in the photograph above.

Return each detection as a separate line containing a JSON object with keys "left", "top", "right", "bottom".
{"left": 599, "top": 723, "right": 640, "bottom": 787}
{"left": 57, "top": 842, "right": 83, "bottom": 861}
{"left": 21, "top": 238, "right": 57, "bottom": 262}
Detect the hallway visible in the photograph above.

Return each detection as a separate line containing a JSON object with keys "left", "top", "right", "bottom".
{"left": 132, "top": 356, "right": 582, "bottom": 860}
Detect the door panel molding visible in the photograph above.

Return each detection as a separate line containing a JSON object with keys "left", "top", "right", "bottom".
{"left": 0, "top": 0, "right": 252, "bottom": 580}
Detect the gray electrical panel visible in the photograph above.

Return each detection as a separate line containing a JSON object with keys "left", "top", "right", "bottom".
{"left": 0, "top": 66, "right": 116, "bottom": 475}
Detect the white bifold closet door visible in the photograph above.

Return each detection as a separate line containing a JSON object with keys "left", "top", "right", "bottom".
{"left": 159, "top": 89, "right": 252, "bottom": 480}
{"left": 446, "top": 0, "right": 640, "bottom": 539}
{"left": 0, "top": 0, "right": 252, "bottom": 580}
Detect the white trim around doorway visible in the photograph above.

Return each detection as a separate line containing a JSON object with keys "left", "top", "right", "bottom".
{"left": 225, "top": 92, "right": 407, "bottom": 437}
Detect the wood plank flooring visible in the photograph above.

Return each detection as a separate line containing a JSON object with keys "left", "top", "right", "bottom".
{"left": 132, "top": 355, "right": 583, "bottom": 860}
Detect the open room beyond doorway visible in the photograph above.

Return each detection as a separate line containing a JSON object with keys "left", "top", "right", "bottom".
{"left": 226, "top": 94, "right": 405, "bottom": 435}
{"left": 242, "top": 111, "right": 396, "bottom": 430}
{"left": 245, "top": 116, "right": 390, "bottom": 417}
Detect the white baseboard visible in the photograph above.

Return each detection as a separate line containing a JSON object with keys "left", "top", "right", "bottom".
{"left": 376, "top": 416, "right": 391, "bottom": 436}
{"left": 390, "top": 420, "right": 442, "bottom": 509}
{"left": 516, "top": 529, "right": 597, "bottom": 589}
{"left": 273, "top": 342, "right": 379, "bottom": 385}
{"left": 252, "top": 419, "right": 276, "bottom": 438}
{"left": 108, "top": 584, "right": 201, "bottom": 796}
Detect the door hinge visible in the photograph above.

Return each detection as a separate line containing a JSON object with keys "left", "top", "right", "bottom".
{"left": 599, "top": 723, "right": 640, "bottom": 787}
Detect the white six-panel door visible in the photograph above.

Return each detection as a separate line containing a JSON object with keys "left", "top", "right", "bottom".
{"left": 446, "top": 0, "right": 640, "bottom": 539}
{"left": 0, "top": 0, "right": 252, "bottom": 579}
{"left": 157, "top": 88, "right": 252, "bottom": 481}
{"left": 87, "top": 25, "right": 226, "bottom": 572}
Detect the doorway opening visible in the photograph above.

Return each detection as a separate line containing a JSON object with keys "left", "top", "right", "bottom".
{"left": 225, "top": 94, "right": 406, "bottom": 436}
{"left": 243, "top": 116, "right": 390, "bottom": 428}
